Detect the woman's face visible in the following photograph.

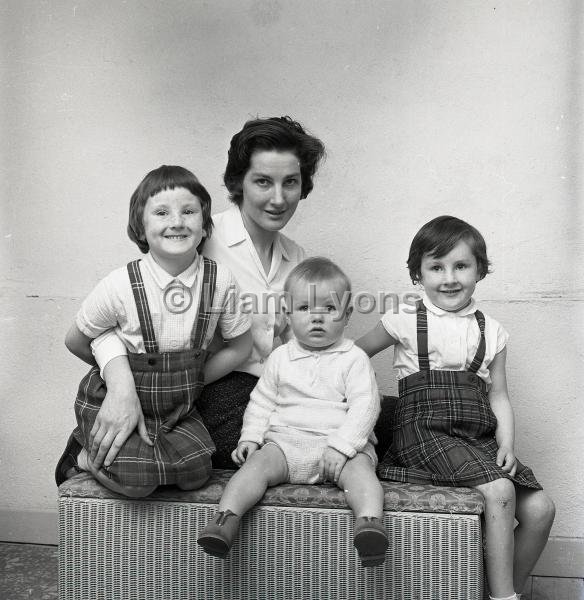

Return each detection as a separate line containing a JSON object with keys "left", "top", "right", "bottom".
{"left": 240, "top": 150, "right": 302, "bottom": 237}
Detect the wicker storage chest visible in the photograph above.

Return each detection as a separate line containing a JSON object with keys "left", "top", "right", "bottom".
{"left": 58, "top": 470, "right": 484, "bottom": 599}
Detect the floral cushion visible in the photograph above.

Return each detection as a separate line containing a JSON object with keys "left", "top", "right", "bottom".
{"left": 59, "top": 470, "right": 484, "bottom": 515}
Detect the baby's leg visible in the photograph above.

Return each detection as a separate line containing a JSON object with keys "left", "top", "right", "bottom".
{"left": 513, "top": 487, "right": 555, "bottom": 594}
{"left": 78, "top": 449, "right": 157, "bottom": 498}
{"left": 197, "top": 444, "right": 288, "bottom": 558}
{"left": 218, "top": 443, "right": 288, "bottom": 514}
{"left": 338, "top": 453, "right": 384, "bottom": 518}
{"left": 475, "top": 477, "right": 516, "bottom": 598}
{"left": 338, "top": 453, "right": 388, "bottom": 567}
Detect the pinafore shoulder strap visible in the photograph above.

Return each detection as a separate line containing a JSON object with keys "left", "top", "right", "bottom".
{"left": 467, "top": 310, "right": 486, "bottom": 373}
{"left": 416, "top": 300, "right": 486, "bottom": 374}
{"left": 190, "top": 257, "right": 217, "bottom": 351}
{"left": 127, "top": 260, "right": 159, "bottom": 353}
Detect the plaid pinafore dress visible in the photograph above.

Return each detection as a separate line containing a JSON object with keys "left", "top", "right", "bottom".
{"left": 377, "top": 301, "right": 541, "bottom": 489}
{"left": 73, "top": 258, "right": 217, "bottom": 488}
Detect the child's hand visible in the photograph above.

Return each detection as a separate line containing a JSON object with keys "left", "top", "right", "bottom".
{"left": 89, "top": 356, "right": 153, "bottom": 470}
{"left": 496, "top": 446, "right": 517, "bottom": 477}
{"left": 232, "top": 441, "right": 259, "bottom": 466}
{"left": 318, "top": 447, "right": 348, "bottom": 484}
{"left": 90, "top": 386, "right": 151, "bottom": 470}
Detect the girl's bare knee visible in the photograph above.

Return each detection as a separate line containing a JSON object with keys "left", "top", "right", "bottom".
{"left": 119, "top": 484, "right": 158, "bottom": 498}
{"left": 178, "top": 472, "right": 211, "bottom": 491}
{"left": 477, "top": 477, "right": 515, "bottom": 505}
{"left": 527, "top": 492, "right": 556, "bottom": 528}
{"left": 542, "top": 494, "right": 556, "bottom": 524}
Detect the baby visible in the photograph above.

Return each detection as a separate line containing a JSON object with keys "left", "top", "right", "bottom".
{"left": 197, "top": 257, "right": 388, "bottom": 567}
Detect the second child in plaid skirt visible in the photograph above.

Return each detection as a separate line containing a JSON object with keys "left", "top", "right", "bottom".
{"left": 56, "top": 166, "right": 252, "bottom": 497}
{"left": 357, "top": 216, "right": 555, "bottom": 600}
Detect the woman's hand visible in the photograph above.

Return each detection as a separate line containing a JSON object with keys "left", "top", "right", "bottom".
{"left": 231, "top": 441, "right": 259, "bottom": 466}
{"left": 319, "top": 447, "right": 348, "bottom": 484}
{"left": 89, "top": 356, "right": 152, "bottom": 469}
{"left": 496, "top": 446, "right": 517, "bottom": 477}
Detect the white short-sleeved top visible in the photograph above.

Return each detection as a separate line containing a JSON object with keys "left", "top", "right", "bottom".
{"left": 202, "top": 204, "right": 306, "bottom": 377}
{"left": 381, "top": 295, "right": 509, "bottom": 385}
{"left": 79, "top": 252, "right": 250, "bottom": 354}
{"left": 92, "top": 205, "right": 305, "bottom": 374}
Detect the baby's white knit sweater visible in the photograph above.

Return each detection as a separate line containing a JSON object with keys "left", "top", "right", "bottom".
{"left": 240, "top": 338, "right": 380, "bottom": 457}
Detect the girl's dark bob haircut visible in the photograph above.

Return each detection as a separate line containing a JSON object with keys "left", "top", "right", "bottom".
{"left": 223, "top": 116, "right": 326, "bottom": 206}
{"left": 127, "top": 165, "right": 213, "bottom": 254}
{"left": 407, "top": 215, "right": 491, "bottom": 284}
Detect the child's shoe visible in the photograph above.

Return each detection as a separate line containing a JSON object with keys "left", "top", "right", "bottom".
{"left": 353, "top": 516, "right": 389, "bottom": 567}
{"left": 197, "top": 510, "right": 241, "bottom": 559}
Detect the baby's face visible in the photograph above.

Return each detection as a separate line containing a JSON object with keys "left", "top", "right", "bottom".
{"left": 286, "top": 278, "right": 351, "bottom": 351}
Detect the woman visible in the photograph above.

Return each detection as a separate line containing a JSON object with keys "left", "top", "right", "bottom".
{"left": 56, "top": 116, "right": 326, "bottom": 479}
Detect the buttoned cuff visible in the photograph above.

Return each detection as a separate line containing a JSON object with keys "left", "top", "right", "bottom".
{"left": 91, "top": 331, "right": 128, "bottom": 378}
{"left": 238, "top": 431, "right": 265, "bottom": 446}
{"left": 327, "top": 434, "right": 357, "bottom": 459}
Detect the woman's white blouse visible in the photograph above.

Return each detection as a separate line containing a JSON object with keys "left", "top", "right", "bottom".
{"left": 203, "top": 204, "right": 306, "bottom": 377}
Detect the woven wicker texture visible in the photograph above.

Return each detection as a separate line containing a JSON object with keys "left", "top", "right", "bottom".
{"left": 59, "top": 470, "right": 484, "bottom": 515}
{"left": 59, "top": 497, "right": 483, "bottom": 599}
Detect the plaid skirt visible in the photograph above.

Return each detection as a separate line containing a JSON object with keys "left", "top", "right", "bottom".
{"left": 73, "top": 349, "right": 214, "bottom": 487}
{"left": 377, "top": 370, "right": 542, "bottom": 489}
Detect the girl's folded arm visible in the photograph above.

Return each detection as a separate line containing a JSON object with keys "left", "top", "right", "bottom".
{"left": 204, "top": 329, "right": 253, "bottom": 385}
{"left": 65, "top": 323, "right": 96, "bottom": 366}
{"left": 355, "top": 321, "right": 398, "bottom": 358}
{"left": 92, "top": 330, "right": 128, "bottom": 375}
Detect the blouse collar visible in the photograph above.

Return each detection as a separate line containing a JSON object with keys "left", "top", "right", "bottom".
{"left": 221, "top": 204, "right": 290, "bottom": 261}
{"left": 288, "top": 337, "right": 353, "bottom": 360}
{"left": 422, "top": 293, "right": 477, "bottom": 317}
{"left": 143, "top": 252, "right": 200, "bottom": 289}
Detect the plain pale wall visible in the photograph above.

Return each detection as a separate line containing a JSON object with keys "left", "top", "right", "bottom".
{"left": 1, "top": 0, "right": 582, "bottom": 551}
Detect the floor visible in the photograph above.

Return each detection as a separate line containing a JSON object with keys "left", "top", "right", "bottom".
{"left": 1, "top": 541, "right": 582, "bottom": 600}
{"left": 0, "top": 543, "right": 58, "bottom": 600}
{"left": 524, "top": 576, "right": 584, "bottom": 600}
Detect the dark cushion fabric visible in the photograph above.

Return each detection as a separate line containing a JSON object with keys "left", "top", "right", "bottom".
{"left": 374, "top": 395, "right": 398, "bottom": 461}
{"left": 197, "top": 371, "right": 258, "bottom": 469}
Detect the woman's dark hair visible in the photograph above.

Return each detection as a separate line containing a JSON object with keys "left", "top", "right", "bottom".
{"left": 407, "top": 215, "right": 491, "bottom": 284}
{"left": 127, "top": 165, "right": 213, "bottom": 253}
{"left": 223, "top": 116, "right": 326, "bottom": 205}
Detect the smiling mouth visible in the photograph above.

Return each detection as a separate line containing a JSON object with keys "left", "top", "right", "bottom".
{"left": 165, "top": 235, "right": 189, "bottom": 239}
{"left": 440, "top": 289, "right": 462, "bottom": 294}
